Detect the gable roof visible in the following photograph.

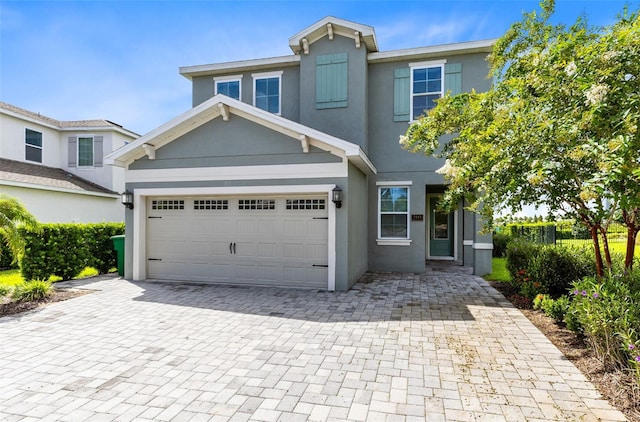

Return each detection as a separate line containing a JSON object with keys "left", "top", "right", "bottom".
{"left": 289, "top": 16, "right": 378, "bottom": 55}
{"left": 0, "top": 101, "right": 139, "bottom": 137}
{"left": 0, "top": 158, "right": 117, "bottom": 197}
{"left": 105, "top": 94, "right": 376, "bottom": 175}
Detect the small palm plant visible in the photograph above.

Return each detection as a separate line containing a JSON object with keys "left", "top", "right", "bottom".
{"left": 0, "top": 195, "right": 41, "bottom": 265}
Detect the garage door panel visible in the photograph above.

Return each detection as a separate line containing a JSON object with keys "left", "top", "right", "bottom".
{"left": 147, "top": 196, "right": 328, "bottom": 288}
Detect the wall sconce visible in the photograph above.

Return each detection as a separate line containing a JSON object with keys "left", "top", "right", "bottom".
{"left": 332, "top": 186, "right": 343, "bottom": 208}
{"left": 121, "top": 190, "right": 134, "bottom": 209}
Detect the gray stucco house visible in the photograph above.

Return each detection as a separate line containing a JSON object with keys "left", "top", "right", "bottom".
{"left": 105, "top": 17, "right": 494, "bottom": 291}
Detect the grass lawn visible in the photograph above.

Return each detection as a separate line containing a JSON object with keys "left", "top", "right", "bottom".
{"left": 485, "top": 257, "right": 510, "bottom": 283}
{"left": 0, "top": 267, "right": 101, "bottom": 293}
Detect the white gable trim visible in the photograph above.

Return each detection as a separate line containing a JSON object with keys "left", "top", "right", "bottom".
{"left": 289, "top": 16, "right": 378, "bottom": 54}
{"left": 105, "top": 94, "right": 376, "bottom": 175}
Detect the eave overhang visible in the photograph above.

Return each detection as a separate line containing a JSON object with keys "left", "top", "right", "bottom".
{"left": 289, "top": 16, "right": 378, "bottom": 55}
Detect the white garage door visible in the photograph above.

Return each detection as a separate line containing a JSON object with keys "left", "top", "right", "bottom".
{"left": 146, "top": 195, "right": 328, "bottom": 289}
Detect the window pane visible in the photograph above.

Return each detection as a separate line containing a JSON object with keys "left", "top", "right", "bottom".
{"left": 427, "top": 80, "right": 441, "bottom": 92}
{"left": 228, "top": 82, "right": 240, "bottom": 99}
{"left": 380, "top": 187, "right": 408, "bottom": 212}
{"left": 25, "top": 145, "right": 42, "bottom": 163}
{"left": 381, "top": 214, "right": 408, "bottom": 238}
{"left": 413, "top": 68, "right": 426, "bottom": 82}
{"left": 426, "top": 94, "right": 440, "bottom": 110}
{"left": 413, "top": 80, "right": 426, "bottom": 94}
{"left": 255, "top": 79, "right": 267, "bottom": 97}
{"left": 25, "top": 129, "right": 42, "bottom": 147}
{"left": 434, "top": 211, "right": 449, "bottom": 239}
{"left": 255, "top": 77, "right": 279, "bottom": 113}
{"left": 427, "top": 67, "right": 441, "bottom": 80}
{"left": 78, "top": 137, "right": 93, "bottom": 166}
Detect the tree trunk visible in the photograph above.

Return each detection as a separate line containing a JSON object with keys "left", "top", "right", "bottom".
{"left": 599, "top": 226, "right": 612, "bottom": 270}
{"left": 622, "top": 209, "right": 639, "bottom": 271}
{"left": 590, "top": 225, "right": 604, "bottom": 277}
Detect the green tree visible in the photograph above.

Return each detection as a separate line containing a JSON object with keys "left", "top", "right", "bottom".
{"left": 0, "top": 195, "right": 40, "bottom": 265}
{"left": 401, "top": 1, "right": 640, "bottom": 275}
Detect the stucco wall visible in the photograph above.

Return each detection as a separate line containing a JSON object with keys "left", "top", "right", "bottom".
{"left": 1, "top": 185, "right": 122, "bottom": 223}
{"left": 128, "top": 116, "right": 340, "bottom": 170}
{"left": 299, "top": 35, "right": 368, "bottom": 149}
{"left": 346, "top": 162, "right": 368, "bottom": 288}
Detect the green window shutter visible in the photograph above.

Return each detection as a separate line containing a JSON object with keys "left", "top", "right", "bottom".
{"left": 444, "top": 63, "right": 462, "bottom": 95}
{"left": 316, "top": 53, "right": 348, "bottom": 109}
{"left": 393, "top": 68, "right": 410, "bottom": 122}
{"left": 68, "top": 136, "right": 77, "bottom": 167}
{"left": 93, "top": 136, "right": 103, "bottom": 167}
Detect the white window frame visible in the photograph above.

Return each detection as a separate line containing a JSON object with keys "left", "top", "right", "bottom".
{"left": 252, "top": 70, "right": 283, "bottom": 115}
{"left": 77, "top": 136, "right": 94, "bottom": 168}
{"left": 376, "top": 181, "right": 412, "bottom": 246}
{"left": 409, "top": 59, "right": 446, "bottom": 121}
{"left": 214, "top": 74, "right": 243, "bottom": 100}
{"left": 25, "top": 128, "right": 43, "bottom": 163}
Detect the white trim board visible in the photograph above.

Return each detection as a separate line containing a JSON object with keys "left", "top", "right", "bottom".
{"left": 131, "top": 184, "right": 338, "bottom": 291}
{"left": 125, "top": 161, "right": 348, "bottom": 183}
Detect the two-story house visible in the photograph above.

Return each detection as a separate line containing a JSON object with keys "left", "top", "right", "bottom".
{"left": 106, "top": 17, "right": 494, "bottom": 290}
{"left": 0, "top": 102, "right": 138, "bottom": 222}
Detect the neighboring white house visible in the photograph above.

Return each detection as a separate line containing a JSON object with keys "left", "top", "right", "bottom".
{"left": 0, "top": 101, "right": 139, "bottom": 222}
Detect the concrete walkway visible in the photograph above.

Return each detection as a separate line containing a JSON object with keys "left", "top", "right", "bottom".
{"left": 0, "top": 268, "right": 627, "bottom": 421}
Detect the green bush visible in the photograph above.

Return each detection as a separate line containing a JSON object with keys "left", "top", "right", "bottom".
{"left": 568, "top": 270, "right": 640, "bottom": 373}
{"left": 505, "top": 240, "right": 542, "bottom": 284}
{"left": 541, "top": 295, "right": 570, "bottom": 323}
{"left": 20, "top": 223, "right": 124, "bottom": 281}
{"left": 0, "top": 241, "right": 16, "bottom": 270}
{"left": 492, "top": 232, "right": 511, "bottom": 258}
{"left": 12, "top": 280, "right": 52, "bottom": 302}
{"left": 528, "top": 246, "right": 594, "bottom": 298}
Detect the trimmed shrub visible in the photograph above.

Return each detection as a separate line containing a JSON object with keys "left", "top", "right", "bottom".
{"left": 492, "top": 232, "right": 511, "bottom": 258}
{"left": 20, "top": 223, "right": 124, "bottom": 281}
{"left": 527, "top": 246, "right": 594, "bottom": 298}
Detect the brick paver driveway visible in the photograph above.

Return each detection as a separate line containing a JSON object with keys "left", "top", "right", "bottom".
{"left": 0, "top": 268, "right": 627, "bottom": 421}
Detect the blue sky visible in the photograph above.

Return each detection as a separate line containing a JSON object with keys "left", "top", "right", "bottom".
{"left": 1, "top": 0, "right": 635, "bottom": 135}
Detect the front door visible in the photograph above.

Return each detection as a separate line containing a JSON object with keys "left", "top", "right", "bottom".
{"left": 428, "top": 195, "right": 454, "bottom": 258}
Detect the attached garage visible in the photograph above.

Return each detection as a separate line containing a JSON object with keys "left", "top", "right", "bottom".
{"left": 145, "top": 195, "right": 329, "bottom": 289}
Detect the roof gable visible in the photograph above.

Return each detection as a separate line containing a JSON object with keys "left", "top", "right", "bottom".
{"left": 289, "top": 16, "right": 378, "bottom": 55}
{"left": 105, "top": 95, "right": 376, "bottom": 175}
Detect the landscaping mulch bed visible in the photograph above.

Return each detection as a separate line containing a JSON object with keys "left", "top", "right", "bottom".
{"left": 488, "top": 280, "right": 640, "bottom": 422}
{"left": 0, "top": 288, "right": 90, "bottom": 318}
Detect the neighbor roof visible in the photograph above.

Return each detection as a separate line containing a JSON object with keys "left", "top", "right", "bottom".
{"left": 0, "top": 158, "right": 118, "bottom": 197}
{"left": 0, "top": 102, "right": 139, "bottom": 137}
{"left": 105, "top": 94, "right": 377, "bottom": 175}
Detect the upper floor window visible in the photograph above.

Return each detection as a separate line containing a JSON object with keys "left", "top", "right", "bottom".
{"left": 68, "top": 135, "right": 103, "bottom": 168}
{"left": 252, "top": 71, "right": 282, "bottom": 114}
{"left": 411, "top": 62, "right": 444, "bottom": 120}
{"left": 25, "top": 128, "right": 42, "bottom": 163}
{"left": 78, "top": 137, "right": 94, "bottom": 167}
{"left": 215, "top": 75, "right": 242, "bottom": 100}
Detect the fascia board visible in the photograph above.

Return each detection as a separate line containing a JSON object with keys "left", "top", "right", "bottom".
{"left": 368, "top": 39, "right": 497, "bottom": 63}
{"left": 179, "top": 55, "right": 300, "bottom": 80}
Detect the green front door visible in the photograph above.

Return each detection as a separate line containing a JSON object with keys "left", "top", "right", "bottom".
{"left": 428, "top": 196, "right": 454, "bottom": 257}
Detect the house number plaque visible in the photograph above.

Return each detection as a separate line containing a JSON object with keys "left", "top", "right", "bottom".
{"left": 411, "top": 214, "right": 424, "bottom": 221}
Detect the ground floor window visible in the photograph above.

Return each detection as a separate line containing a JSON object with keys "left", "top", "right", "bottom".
{"left": 378, "top": 186, "right": 410, "bottom": 240}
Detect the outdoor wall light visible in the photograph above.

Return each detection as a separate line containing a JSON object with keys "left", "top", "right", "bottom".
{"left": 121, "top": 190, "right": 134, "bottom": 209}
{"left": 332, "top": 186, "right": 343, "bottom": 208}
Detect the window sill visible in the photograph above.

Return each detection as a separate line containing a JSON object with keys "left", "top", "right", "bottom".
{"left": 376, "top": 239, "right": 412, "bottom": 246}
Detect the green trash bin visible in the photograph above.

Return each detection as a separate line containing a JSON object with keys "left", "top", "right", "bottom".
{"left": 110, "top": 235, "right": 125, "bottom": 277}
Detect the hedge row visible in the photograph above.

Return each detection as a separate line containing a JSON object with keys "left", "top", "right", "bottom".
{"left": 20, "top": 223, "right": 125, "bottom": 281}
